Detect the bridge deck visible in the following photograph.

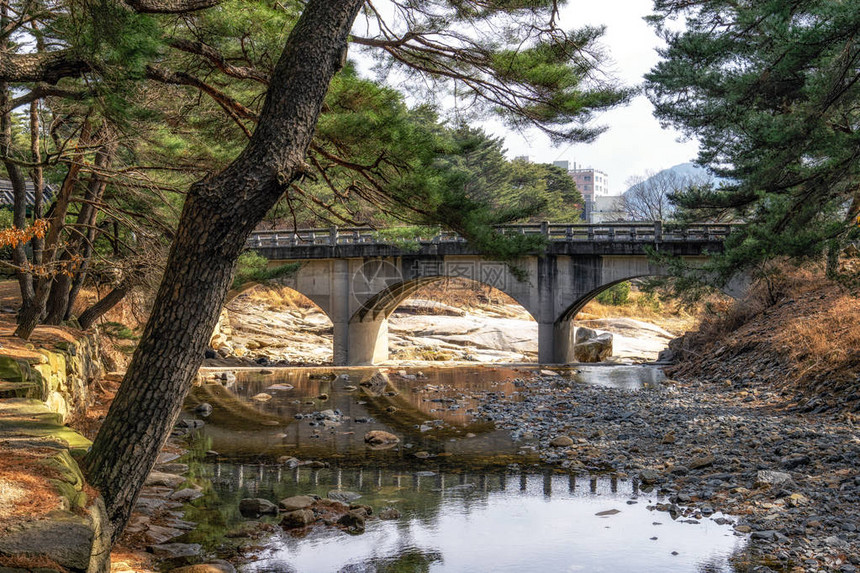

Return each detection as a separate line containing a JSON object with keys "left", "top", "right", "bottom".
{"left": 248, "top": 222, "right": 731, "bottom": 260}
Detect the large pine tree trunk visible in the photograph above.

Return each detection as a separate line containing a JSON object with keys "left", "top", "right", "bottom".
{"left": 83, "top": 0, "right": 364, "bottom": 541}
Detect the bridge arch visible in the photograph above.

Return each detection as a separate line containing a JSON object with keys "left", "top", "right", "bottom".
{"left": 352, "top": 275, "right": 537, "bottom": 324}
{"left": 347, "top": 275, "right": 538, "bottom": 365}
{"left": 223, "top": 282, "right": 336, "bottom": 363}
{"left": 557, "top": 276, "right": 655, "bottom": 325}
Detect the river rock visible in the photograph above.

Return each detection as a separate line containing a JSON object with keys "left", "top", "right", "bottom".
{"left": 338, "top": 511, "right": 366, "bottom": 532}
{"left": 157, "top": 463, "right": 189, "bottom": 475}
{"left": 378, "top": 508, "right": 401, "bottom": 520}
{"left": 145, "top": 471, "right": 185, "bottom": 488}
{"left": 281, "top": 509, "right": 315, "bottom": 529}
{"left": 328, "top": 490, "right": 361, "bottom": 503}
{"left": 688, "top": 454, "right": 715, "bottom": 470}
{"left": 574, "top": 329, "right": 613, "bottom": 362}
{"left": 550, "top": 436, "right": 574, "bottom": 447}
{"left": 170, "top": 488, "right": 204, "bottom": 502}
{"left": 149, "top": 543, "right": 202, "bottom": 558}
{"left": 266, "top": 384, "right": 294, "bottom": 391}
{"left": 194, "top": 403, "right": 213, "bottom": 417}
{"left": 145, "top": 524, "right": 183, "bottom": 545}
{"left": 755, "top": 470, "right": 795, "bottom": 488}
{"left": 364, "top": 430, "right": 399, "bottom": 447}
{"left": 170, "top": 561, "right": 236, "bottom": 573}
{"left": 279, "top": 495, "right": 316, "bottom": 512}
{"left": 239, "top": 498, "right": 279, "bottom": 517}
{"left": 251, "top": 393, "right": 272, "bottom": 402}
{"left": 639, "top": 469, "right": 661, "bottom": 485}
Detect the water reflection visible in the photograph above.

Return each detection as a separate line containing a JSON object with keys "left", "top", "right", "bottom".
{"left": 187, "top": 366, "right": 662, "bottom": 464}
{"left": 187, "top": 462, "right": 744, "bottom": 573}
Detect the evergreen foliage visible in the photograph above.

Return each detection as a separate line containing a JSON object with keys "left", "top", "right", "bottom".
{"left": 646, "top": 0, "right": 860, "bottom": 282}
{"left": 596, "top": 281, "right": 630, "bottom": 306}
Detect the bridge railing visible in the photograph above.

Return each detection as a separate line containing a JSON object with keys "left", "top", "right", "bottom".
{"left": 246, "top": 222, "right": 735, "bottom": 248}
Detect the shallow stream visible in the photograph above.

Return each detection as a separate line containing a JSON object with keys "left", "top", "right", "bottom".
{"left": 180, "top": 366, "right": 748, "bottom": 572}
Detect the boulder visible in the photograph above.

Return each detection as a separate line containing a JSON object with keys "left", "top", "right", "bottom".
{"left": 279, "top": 495, "right": 316, "bottom": 512}
{"left": 549, "top": 436, "right": 574, "bottom": 447}
{"left": 639, "top": 469, "right": 662, "bottom": 485}
{"left": 281, "top": 509, "right": 315, "bottom": 529}
{"left": 574, "top": 326, "right": 598, "bottom": 345}
{"left": 239, "top": 498, "right": 279, "bottom": 517}
{"left": 364, "top": 430, "right": 400, "bottom": 447}
{"left": 0, "top": 511, "right": 95, "bottom": 572}
{"left": 574, "top": 331, "right": 613, "bottom": 363}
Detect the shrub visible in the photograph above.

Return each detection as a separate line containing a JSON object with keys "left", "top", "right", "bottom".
{"left": 596, "top": 281, "right": 630, "bottom": 306}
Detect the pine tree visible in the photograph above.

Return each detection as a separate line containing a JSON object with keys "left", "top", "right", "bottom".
{"left": 646, "top": 0, "right": 860, "bottom": 281}
{"left": 0, "top": 0, "right": 633, "bottom": 539}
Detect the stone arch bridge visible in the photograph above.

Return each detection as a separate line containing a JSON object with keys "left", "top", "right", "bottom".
{"left": 246, "top": 222, "right": 733, "bottom": 366}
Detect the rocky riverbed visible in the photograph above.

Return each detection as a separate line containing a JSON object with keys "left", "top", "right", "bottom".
{"left": 476, "top": 370, "right": 859, "bottom": 573}
{"left": 121, "top": 361, "right": 860, "bottom": 573}
{"left": 213, "top": 294, "right": 677, "bottom": 365}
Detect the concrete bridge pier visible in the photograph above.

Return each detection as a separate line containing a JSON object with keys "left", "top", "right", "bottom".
{"left": 331, "top": 260, "right": 351, "bottom": 366}
{"left": 536, "top": 320, "right": 577, "bottom": 364}
{"left": 345, "top": 317, "right": 389, "bottom": 366}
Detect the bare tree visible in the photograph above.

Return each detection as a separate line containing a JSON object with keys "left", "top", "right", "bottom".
{"left": 620, "top": 169, "right": 713, "bottom": 221}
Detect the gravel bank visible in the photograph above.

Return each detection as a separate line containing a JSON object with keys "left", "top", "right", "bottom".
{"left": 477, "top": 370, "right": 859, "bottom": 572}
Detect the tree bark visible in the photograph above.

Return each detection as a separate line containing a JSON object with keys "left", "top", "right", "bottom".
{"left": 77, "top": 283, "right": 132, "bottom": 330}
{"left": 0, "top": 1, "right": 34, "bottom": 313}
{"left": 14, "top": 122, "right": 91, "bottom": 339}
{"left": 1, "top": 83, "right": 35, "bottom": 313}
{"left": 44, "top": 139, "right": 113, "bottom": 324}
{"left": 83, "top": 0, "right": 364, "bottom": 542}
{"left": 29, "top": 98, "right": 44, "bottom": 266}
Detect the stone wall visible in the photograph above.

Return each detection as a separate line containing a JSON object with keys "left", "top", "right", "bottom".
{"left": 0, "top": 332, "right": 109, "bottom": 573}
{"left": 0, "top": 333, "right": 102, "bottom": 423}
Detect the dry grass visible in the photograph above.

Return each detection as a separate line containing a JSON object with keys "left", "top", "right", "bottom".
{"left": 240, "top": 285, "right": 318, "bottom": 310}
{"left": 579, "top": 289, "right": 709, "bottom": 335}
{"left": 0, "top": 554, "right": 68, "bottom": 571}
{"left": 409, "top": 278, "right": 522, "bottom": 310}
{"left": 671, "top": 260, "right": 860, "bottom": 410}
{"left": 0, "top": 450, "right": 65, "bottom": 528}
{"left": 776, "top": 284, "right": 860, "bottom": 382}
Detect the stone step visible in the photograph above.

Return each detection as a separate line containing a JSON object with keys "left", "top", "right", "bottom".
{"left": 0, "top": 380, "right": 37, "bottom": 399}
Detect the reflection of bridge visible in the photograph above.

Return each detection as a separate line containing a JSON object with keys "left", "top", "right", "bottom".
{"left": 213, "top": 463, "right": 638, "bottom": 500}
{"left": 247, "top": 222, "right": 732, "bottom": 365}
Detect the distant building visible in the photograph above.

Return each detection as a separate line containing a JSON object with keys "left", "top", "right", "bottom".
{"left": 0, "top": 179, "right": 55, "bottom": 213}
{"left": 550, "top": 162, "right": 610, "bottom": 221}
{"left": 514, "top": 155, "right": 530, "bottom": 163}
{"left": 590, "top": 195, "right": 627, "bottom": 223}
{"left": 569, "top": 166, "right": 610, "bottom": 200}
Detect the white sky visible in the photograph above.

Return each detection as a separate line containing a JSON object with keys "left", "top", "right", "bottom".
{"left": 487, "top": 0, "right": 701, "bottom": 194}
